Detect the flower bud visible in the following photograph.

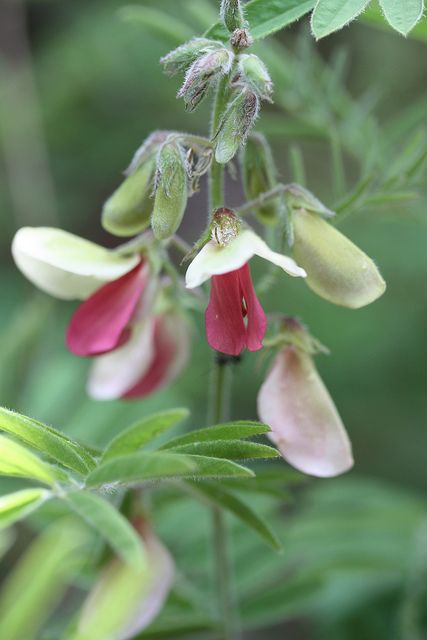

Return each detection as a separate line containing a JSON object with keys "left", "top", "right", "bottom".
{"left": 284, "top": 183, "right": 334, "bottom": 220}
{"left": 102, "top": 158, "right": 155, "bottom": 237}
{"left": 101, "top": 132, "right": 170, "bottom": 237}
{"left": 221, "top": 0, "right": 246, "bottom": 32}
{"left": 241, "top": 133, "right": 280, "bottom": 224}
{"left": 215, "top": 90, "right": 259, "bottom": 165}
{"left": 291, "top": 209, "right": 386, "bottom": 309}
{"left": 151, "top": 141, "right": 188, "bottom": 240}
{"left": 177, "top": 47, "right": 233, "bottom": 112}
{"left": 211, "top": 208, "right": 242, "bottom": 246}
{"left": 239, "top": 54, "right": 273, "bottom": 102}
{"left": 160, "top": 38, "right": 219, "bottom": 77}
{"left": 258, "top": 344, "right": 353, "bottom": 478}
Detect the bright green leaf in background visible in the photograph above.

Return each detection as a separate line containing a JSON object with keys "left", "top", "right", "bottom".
{"left": 206, "top": 0, "right": 316, "bottom": 40}
{"left": 0, "top": 435, "right": 67, "bottom": 485}
{"left": 379, "top": 0, "right": 424, "bottom": 35}
{"left": 0, "top": 407, "right": 95, "bottom": 475}
{"left": 0, "top": 488, "right": 51, "bottom": 530}
{"left": 65, "top": 491, "right": 146, "bottom": 568}
{"left": 0, "top": 520, "right": 88, "bottom": 640}
{"left": 102, "top": 409, "right": 189, "bottom": 461}
{"left": 311, "top": 0, "right": 372, "bottom": 39}
{"left": 169, "top": 439, "right": 279, "bottom": 460}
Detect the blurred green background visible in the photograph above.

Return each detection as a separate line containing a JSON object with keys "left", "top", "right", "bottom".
{"left": 0, "top": 0, "right": 427, "bottom": 638}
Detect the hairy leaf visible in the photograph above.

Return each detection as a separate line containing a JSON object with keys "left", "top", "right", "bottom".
{"left": 102, "top": 409, "right": 189, "bottom": 461}
{"left": 379, "top": 0, "right": 424, "bottom": 35}
{"left": 65, "top": 491, "right": 145, "bottom": 567}
{"left": 161, "top": 421, "right": 270, "bottom": 450}
{"left": 0, "top": 407, "right": 95, "bottom": 475}
{"left": 0, "top": 489, "right": 51, "bottom": 530}
{"left": 169, "top": 440, "right": 279, "bottom": 460}
{"left": 311, "top": 0, "right": 371, "bottom": 39}
{"left": 0, "top": 435, "right": 67, "bottom": 485}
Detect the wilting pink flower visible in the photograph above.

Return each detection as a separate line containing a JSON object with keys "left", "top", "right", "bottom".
{"left": 258, "top": 346, "right": 353, "bottom": 478}
{"left": 206, "top": 263, "right": 266, "bottom": 355}
{"left": 78, "top": 520, "right": 174, "bottom": 640}
{"left": 87, "top": 311, "right": 190, "bottom": 401}
{"left": 185, "top": 226, "right": 306, "bottom": 355}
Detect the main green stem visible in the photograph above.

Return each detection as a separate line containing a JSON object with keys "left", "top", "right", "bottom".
{"left": 208, "top": 73, "right": 237, "bottom": 640}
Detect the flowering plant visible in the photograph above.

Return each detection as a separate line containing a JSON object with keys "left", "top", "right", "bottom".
{"left": 0, "top": 0, "right": 426, "bottom": 638}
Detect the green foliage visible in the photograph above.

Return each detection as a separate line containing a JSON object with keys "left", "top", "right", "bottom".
{"left": 0, "top": 435, "right": 68, "bottom": 485}
{"left": 65, "top": 491, "right": 146, "bottom": 567}
{"left": 379, "top": 0, "right": 424, "bottom": 35}
{"left": 0, "top": 488, "right": 51, "bottom": 530}
{"left": 311, "top": 0, "right": 372, "bottom": 39}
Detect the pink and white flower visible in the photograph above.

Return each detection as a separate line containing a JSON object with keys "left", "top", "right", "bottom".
{"left": 12, "top": 227, "right": 189, "bottom": 400}
{"left": 257, "top": 345, "right": 353, "bottom": 478}
{"left": 185, "top": 227, "right": 306, "bottom": 355}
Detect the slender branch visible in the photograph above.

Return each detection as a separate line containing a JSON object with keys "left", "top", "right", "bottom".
{"left": 236, "top": 183, "right": 291, "bottom": 216}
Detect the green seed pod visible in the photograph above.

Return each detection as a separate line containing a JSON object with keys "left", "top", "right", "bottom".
{"left": 221, "top": 0, "right": 246, "bottom": 32}
{"left": 102, "top": 158, "right": 155, "bottom": 237}
{"left": 151, "top": 142, "right": 188, "bottom": 240}
{"left": 291, "top": 209, "right": 386, "bottom": 309}
{"left": 239, "top": 54, "right": 273, "bottom": 102}
{"left": 215, "top": 90, "right": 259, "bottom": 165}
{"left": 241, "top": 133, "right": 280, "bottom": 224}
{"left": 160, "top": 38, "right": 219, "bottom": 77}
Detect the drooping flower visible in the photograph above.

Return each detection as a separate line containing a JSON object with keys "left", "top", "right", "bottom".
{"left": 87, "top": 311, "right": 190, "bottom": 401}
{"left": 257, "top": 344, "right": 353, "bottom": 478}
{"left": 185, "top": 212, "right": 306, "bottom": 355}
{"left": 77, "top": 521, "right": 174, "bottom": 640}
{"left": 12, "top": 227, "right": 189, "bottom": 400}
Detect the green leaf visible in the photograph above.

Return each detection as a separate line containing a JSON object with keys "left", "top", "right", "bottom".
{"left": 102, "top": 409, "right": 189, "bottom": 461}
{"left": 189, "top": 482, "right": 282, "bottom": 551}
{"left": 65, "top": 491, "right": 145, "bottom": 568}
{"left": 0, "top": 488, "right": 51, "bottom": 530}
{"left": 119, "top": 6, "right": 194, "bottom": 45}
{"left": 0, "top": 520, "right": 88, "bottom": 640}
{"left": 379, "top": 0, "right": 424, "bottom": 35}
{"left": 169, "top": 440, "right": 279, "bottom": 460}
{"left": 361, "top": 4, "right": 427, "bottom": 41}
{"left": 206, "top": 0, "right": 316, "bottom": 41}
{"left": 86, "top": 452, "right": 254, "bottom": 487}
{"left": 161, "top": 421, "right": 270, "bottom": 450}
{"left": 0, "top": 435, "right": 67, "bottom": 485}
{"left": 311, "top": 0, "right": 371, "bottom": 39}
{"left": 0, "top": 407, "right": 95, "bottom": 475}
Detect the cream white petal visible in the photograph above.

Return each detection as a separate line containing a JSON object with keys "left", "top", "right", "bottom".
{"left": 87, "top": 320, "right": 156, "bottom": 401}
{"left": 185, "top": 228, "right": 305, "bottom": 288}
{"left": 258, "top": 347, "right": 353, "bottom": 478}
{"left": 12, "top": 227, "right": 140, "bottom": 300}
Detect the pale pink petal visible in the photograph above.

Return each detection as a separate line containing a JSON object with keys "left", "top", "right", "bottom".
{"left": 86, "top": 320, "right": 156, "bottom": 400}
{"left": 124, "top": 313, "right": 189, "bottom": 399}
{"left": 66, "top": 262, "right": 148, "bottom": 357}
{"left": 257, "top": 347, "right": 353, "bottom": 478}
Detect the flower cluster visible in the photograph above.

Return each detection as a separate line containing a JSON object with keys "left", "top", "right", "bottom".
{"left": 10, "top": 0, "right": 387, "bottom": 480}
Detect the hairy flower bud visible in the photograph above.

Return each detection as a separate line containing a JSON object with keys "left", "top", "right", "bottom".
{"left": 177, "top": 47, "right": 233, "bottom": 112}
{"left": 291, "top": 209, "right": 386, "bottom": 308}
{"left": 102, "top": 159, "right": 155, "bottom": 237}
{"left": 215, "top": 90, "right": 259, "bottom": 164}
{"left": 241, "top": 133, "right": 280, "bottom": 224}
{"left": 160, "top": 38, "right": 219, "bottom": 77}
{"left": 151, "top": 141, "right": 188, "bottom": 240}
{"left": 221, "top": 0, "right": 246, "bottom": 32}
{"left": 239, "top": 54, "right": 273, "bottom": 102}
{"left": 101, "top": 132, "right": 169, "bottom": 237}
{"left": 211, "top": 208, "right": 242, "bottom": 246}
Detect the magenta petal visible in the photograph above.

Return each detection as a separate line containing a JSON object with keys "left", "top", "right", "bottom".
{"left": 238, "top": 263, "right": 267, "bottom": 352}
{"left": 66, "top": 261, "right": 147, "bottom": 356}
{"left": 124, "top": 314, "right": 189, "bottom": 399}
{"left": 205, "top": 270, "right": 247, "bottom": 356}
